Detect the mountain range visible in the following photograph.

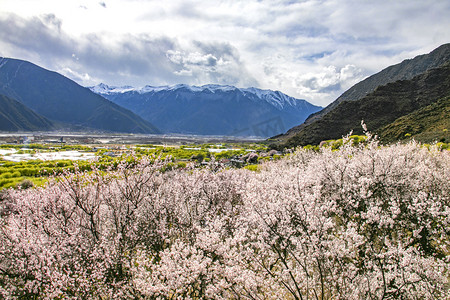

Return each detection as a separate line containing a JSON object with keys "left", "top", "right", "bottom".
{"left": 1, "top": 43, "right": 449, "bottom": 143}
{"left": 89, "top": 83, "right": 322, "bottom": 137}
{"left": 0, "top": 57, "right": 320, "bottom": 137}
{"left": 0, "top": 57, "right": 160, "bottom": 133}
{"left": 275, "top": 43, "right": 450, "bottom": 147}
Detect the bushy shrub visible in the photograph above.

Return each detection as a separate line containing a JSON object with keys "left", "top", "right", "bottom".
{"left": 18, "top": 179, "right": 33, "bottom": 189}
{"left": 244, "top": 164, "right": 259, "bottom": 172}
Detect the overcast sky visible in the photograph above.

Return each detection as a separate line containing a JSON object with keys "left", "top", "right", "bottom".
{"left": 1, "top": 0, "right": 449, "bottom": 106}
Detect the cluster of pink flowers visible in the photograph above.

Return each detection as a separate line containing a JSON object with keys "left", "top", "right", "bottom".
{"left": 0, "top": 137, "right": 449, "bottom": 299}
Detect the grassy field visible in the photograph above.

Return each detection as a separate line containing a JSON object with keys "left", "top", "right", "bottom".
{"left": 0, "top": 142, "right": 268, "bottom": 189}
{"left": 1, "top": 137, "right": 447, "bottom": 190}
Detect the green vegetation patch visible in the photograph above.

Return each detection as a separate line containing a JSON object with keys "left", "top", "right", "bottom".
{"left": 0, "top": 142, "right": 271, "bottom": 190}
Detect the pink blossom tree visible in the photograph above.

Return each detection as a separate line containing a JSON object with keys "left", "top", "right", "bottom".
{"left": 0, "top": 138, "right": 449, "bottom": 299}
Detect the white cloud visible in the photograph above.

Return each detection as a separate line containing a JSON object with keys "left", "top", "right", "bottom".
{"left": 0, "top": 0, "right": 449, "bottom": 106}
{"left": 166, "top": 51, "right": 218, "bottom": 68}
{"left": 291, "top": 64, "right": 364, "bottom": 103}
{"left": 166, "top": 44, "right": 257, "bottom": 87}
{"left": 174, "top": 69, "right": 193, "bottom": 76}
{"left": 60, "top": 67, "right": 92, "bottom": 84}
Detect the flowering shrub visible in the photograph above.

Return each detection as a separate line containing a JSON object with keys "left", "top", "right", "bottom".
{"left": 0, "top": 137, "right": 449, "bottom": 299}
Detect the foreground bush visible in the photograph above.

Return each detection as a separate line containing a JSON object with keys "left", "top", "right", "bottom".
{"left": 0, "top": 138, "right": 449, "bottom": 299}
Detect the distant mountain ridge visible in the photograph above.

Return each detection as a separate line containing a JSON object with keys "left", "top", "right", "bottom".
{"left": 92, "top": 83, "right": 307, "bottom": 109}
{"left": 90, "top": 83, "right": 322, "bottom": 137}
{"left": 0, "top": 57, "right": 160, "bottom": 134}
{"left": 284, "top": 43, "right": 450, "bottom": 137}
{"left": 0, "top": 94, "right": 55, "bottom": 131}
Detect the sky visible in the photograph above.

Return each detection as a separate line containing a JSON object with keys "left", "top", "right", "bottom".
{"left": 1, "top": 0, "right": 449, "bottom": 107}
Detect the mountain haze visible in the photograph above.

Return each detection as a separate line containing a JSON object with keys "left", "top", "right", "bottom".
{"left": 0, "top": 58, "right": 160, "bottom": 134}
{"left": 91, "top": 84, "right": 321, "bottom": 137}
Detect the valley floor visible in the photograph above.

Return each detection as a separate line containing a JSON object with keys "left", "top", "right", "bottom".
{"left": 0, "top": 132, "right": 265, "bottom": 146}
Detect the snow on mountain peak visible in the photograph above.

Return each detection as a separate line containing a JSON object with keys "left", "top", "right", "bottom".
{"left": 90, "top": 83, "right": 134, "bottom": 94}
{"left": 240, "top": 87, "right": 300, "bottom": 109}
{"left": 89, "top": 83, "right": 312, "bottom": 109}
{"left": 90, "top": 83, "right": 238, "bottom": 94}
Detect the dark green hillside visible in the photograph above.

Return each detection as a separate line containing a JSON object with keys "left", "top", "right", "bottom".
{"left": 0, "top": 58, "right": 160, "bottom": 134}
{"left": 0, "top": 94, "right": 54, "bottom": 131}
{"left": 279, "top": 62, "right": 450, "bottom": 148}
{"left": 379, "top": 96, "right": 449, "bottom": 143}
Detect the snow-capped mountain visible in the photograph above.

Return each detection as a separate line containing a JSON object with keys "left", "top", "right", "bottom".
{"left": 89, "top": 83, "right": 322, "bottom": 137}
{"left": 89, "top": 83, "right": 136, "bottom": 94}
